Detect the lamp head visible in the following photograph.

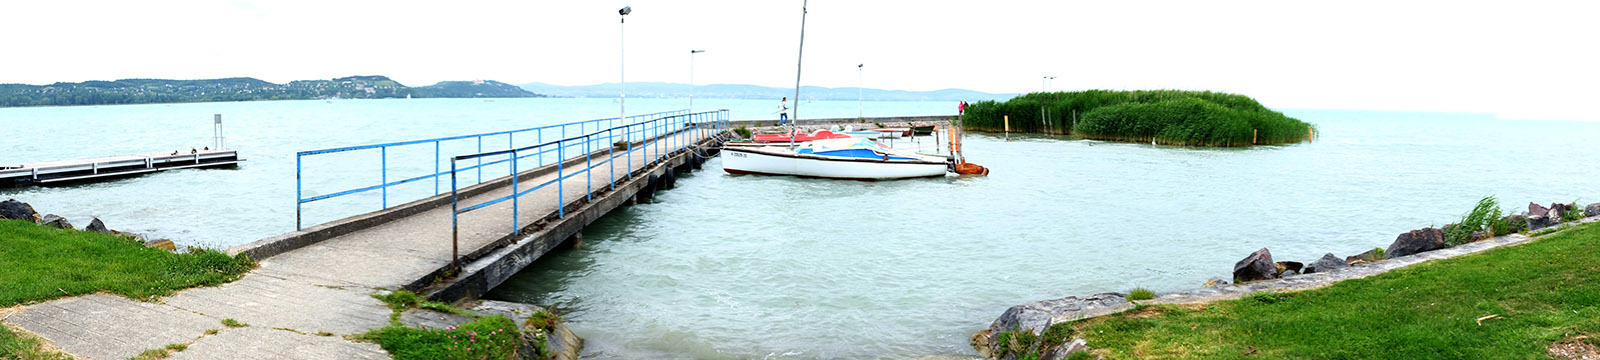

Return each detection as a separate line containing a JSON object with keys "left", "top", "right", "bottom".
{"left": 691, "top": 50, "right": 705, "bottom": 53}
{"left": 619, "top": 6, "right": 631, "bottom": 15}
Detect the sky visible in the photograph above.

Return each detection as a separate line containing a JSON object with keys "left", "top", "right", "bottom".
{"left": 4, "top": 0, "right": 1598, "bottom": 120}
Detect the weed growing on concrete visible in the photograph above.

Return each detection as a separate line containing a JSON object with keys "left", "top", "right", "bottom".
{"left": 356, "top": 316, "right": 520, "bottom": 360}
{"left": 1127, "top": 288, "right": 1155, "bottom": 301}
{"left": 133, "top": 348, "right": 170, "bottom": 359}
{"left": 221, "top": 318, "right": 247, "bottom": 328}
{"left": 316, "top": 331, "right": 335, "bottom": 337}
{"left": 204, "top": 329, "right": 218, "bottom": 335}
{"left": 164, "top": 343, "right": 187, "bottom": 351}
{"left": 734, "top": 126, "right": 752, "bottom": 139}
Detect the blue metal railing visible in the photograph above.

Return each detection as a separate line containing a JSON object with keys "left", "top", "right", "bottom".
{"left": 447, "top": 109, "right": 729, "bottom": 269}
{"left": 295, "top": 109, "right": 692, "bottom": 230}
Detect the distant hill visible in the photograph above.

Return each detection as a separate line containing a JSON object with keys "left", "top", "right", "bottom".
{"left": 519, "top": 82, "right": 1016, "bottom": 102}
{"left": 0, "top": 76, "right": 545, "bottom": 107}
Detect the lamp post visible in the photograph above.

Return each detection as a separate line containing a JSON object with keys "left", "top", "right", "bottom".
{"left": 690, "top": 50, "right": 705, "bottom": 114}
{"left": 619, "top": 6, "right": 631, "bottom": 130}
{"left": 857, "top": 63, "right": 863, "bottom": 119}
{"left": 1042, "top": 76, "right": 1055, "bottom": 92}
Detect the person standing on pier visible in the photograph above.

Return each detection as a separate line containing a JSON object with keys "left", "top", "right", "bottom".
{"left": 778, "top": 97, "right": 790, "bottom": 125}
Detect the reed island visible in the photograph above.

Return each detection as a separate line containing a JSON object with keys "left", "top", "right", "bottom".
{"left": 962, "top": 90, "right": 1315, "bottom": 147}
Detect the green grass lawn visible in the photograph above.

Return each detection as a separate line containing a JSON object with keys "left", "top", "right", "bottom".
{"left": 0, "top": 219, "right": 255, "bottom": 306}
{"left": 1063, "top": 221, "right": 1600, "bottom": 359}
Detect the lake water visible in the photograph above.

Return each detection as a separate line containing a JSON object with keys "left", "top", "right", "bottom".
{"left": 4, "top": 99, "right": 1599, "bottom": 358}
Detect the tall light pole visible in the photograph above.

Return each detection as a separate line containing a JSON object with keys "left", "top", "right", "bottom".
{"left": 1042, "top": 76, "right": 1055, "bottom": 92}
{"left": 690, "top": 50, "right": 704, "bottom": 114}
{"left": 857, "top": 63, "right": 863, "bottom": 120}
{"left": 619, "top": 6, "right": 631, "bottom": 129}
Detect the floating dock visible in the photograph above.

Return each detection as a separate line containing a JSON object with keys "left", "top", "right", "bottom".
{"left": 0, "top": 149, "right": 243, "bottom": 187}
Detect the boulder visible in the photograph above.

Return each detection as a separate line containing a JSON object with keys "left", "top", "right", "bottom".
{"left": 1587, "top": 203, "right": 1600, "bottom": 218}
{"left": 1551, "top": 203, "right": 1572, "bottom": 221}
{"left": 974, "top": 293, "right": 1129, "bottom": 358}
{"left": 1528, "top": 214, "right": 1557, "bottom": 231}
{"left": 1038, "top": 338, "right": 1090, "bottom": 360}
{"left": 1470, "top": 230, "right": 1489, "bottom": 241}
{"left": 40, "top": 214, "right": 73, "bottom": 229}
{"left": 1529, "top": 202, "right": 1550, "bottom": 217}
{"left": 85, "top": 218, "right": 111, "bottom": 234}
{"left": 1202, "top": 277, "right": 1229, "bottom": 288}
{"left": 144, "top": 239, "right": 176, "bottom": 252}
{"left": 520, "top": 309, "right": 583, "bottom": 360}
{"left": 1305, "top": 253, "right": 1348, "bottom": 274}
{"left": 1501, "top": 215, "right": 1529, "bottom": 233}
{"left": 1346, "top": 248, "right": 1385, "bottom": 263}
{"left": 1233, "top": 248, "right": 1278, "bottom": 283}
{"left": 0, "top": 199, "right": 41, "bottom": 222}
{"left": 1275, "top": 261, "right": 1304, "bottom": 276}
{"left": 1386, "top": 227, "right": 1444, "bottom": 258}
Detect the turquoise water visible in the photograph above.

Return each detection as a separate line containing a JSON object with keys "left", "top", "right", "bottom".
{"left": 5, "top": 100, "right": 1599, "bottom": 358}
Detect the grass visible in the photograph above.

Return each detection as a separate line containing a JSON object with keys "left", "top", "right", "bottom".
{"left": 0, "top": 219, "right": 255, "bottom": 306}
{"left": 356, "top": 316, "right": 521, "bottom": 360}
{"left": 0, "top": 323, "right": 73, "bottom": 360}
{"left": 733, "top": 126, "right": 752, "bottom": 139}
{"left": 357, "top": 290, "right": 525, "bottom": 360}
{"left": 961, "top": 90, "right": 1313, "bottom": 146}
{"left": 221, "top": 318, "right": 247, "bottom": 328}
{"left": 1059, "top": 221, "right": 1600, "bottom": 359}
{"left": 1128, "top": 288, "right": 1155, "bottom": 301}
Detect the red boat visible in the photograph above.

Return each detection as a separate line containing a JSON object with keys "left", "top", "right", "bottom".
{"left": 751, "top": 129, "right": 853, "bottom": 142}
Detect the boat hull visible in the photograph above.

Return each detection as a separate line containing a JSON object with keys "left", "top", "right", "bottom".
{"left": 722, "top": 147, "right": 947, "bottom": 180}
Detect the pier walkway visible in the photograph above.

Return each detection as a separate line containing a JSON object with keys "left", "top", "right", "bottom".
{"left": 4, "top": 110, "right": 731, "bottom": 359}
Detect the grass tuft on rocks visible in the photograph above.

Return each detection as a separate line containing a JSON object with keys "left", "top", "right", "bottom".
{"left": 1071, "top": 221, "right": 1600, "bottom": 359}
{"left": 1127, "top": 288, "right": 1155, "bottom": 301}
{"left": 0, "top": 219, "right": 255, "bottom": 306}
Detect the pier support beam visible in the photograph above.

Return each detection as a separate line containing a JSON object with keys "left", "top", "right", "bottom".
{"left": 564, "top": 232, "right": 583, "bottom": 250}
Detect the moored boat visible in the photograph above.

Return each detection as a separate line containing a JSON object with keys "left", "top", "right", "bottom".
{"left": 723, "top": 138, "right": 950, "bottom": 180}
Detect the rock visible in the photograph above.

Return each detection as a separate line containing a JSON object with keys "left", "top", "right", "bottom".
{"left": 1233, "top": 248, "right": 1278, "bottom": 283}
{"left": 1587, "top": 203, "right": 1600, "bottom": 218}
{"left": 1306, "top": 253, "right": 1348, "bottom": 274}
{"left": 1202, "top": 277, "right": 1229, "bottom": 288}
{"left": 0, "top": 199, "right": 41, "bottom": 222}
{"left": 85, "top": 218, "right": 111, "bottom": 234}
{"left": 1274, "top": 261, "right": 1304, "bottom": 276}
{"left": 520, "top": 308, "right": 582, "bottom": 360}
{"left": 1386, "top": 227, "right": 1445, "bottom": 258}
{"left": 1529, "top": 214, "right": 1557, "bottom": 231}
{"left": 40, "top": 214, "right": 73, "bottom": 229}
{"left": 1550, "top": 203, "right": 1572, "bottom": 221}
{"left": 1346, "top": 248, "right": 1385, "bottom": 263}
{"left": 144, "top": 239, "right": 176, "bottom": 252}
{"left": 1530, "top": 202, "right": 1551, "bottom": 217}
{"left": 1039, "top": 338, "right": 1090, "bottom": 360}
{"left": 974, "top": 293, "right": 1129, "bottom": 358}
{"left": 1470, "top": 230, "right": 1489, "bottom": 241}
{"left": 1502, "top": 215, "right": 1529, "bottom": 233}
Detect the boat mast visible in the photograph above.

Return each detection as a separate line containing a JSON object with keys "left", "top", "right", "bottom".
{"left": 790, "top": 0, "right": 807, "bottom": 149}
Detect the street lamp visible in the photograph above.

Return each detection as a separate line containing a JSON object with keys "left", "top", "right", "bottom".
{"left": 857, "top": 63, "right": 863, "bottom": 119}
{"left": 619, "top": 6, "right": 631, "bottom": 129}
{"left": 1042, "top": 76, "right": 1055, "bottom": 92}
{"left": 690, "top": 50, "right": 705, "bottom": 114}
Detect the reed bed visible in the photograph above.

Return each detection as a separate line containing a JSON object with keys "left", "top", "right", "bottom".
{"left": 961, "top": 90, "right": 1314, "bottom": 146}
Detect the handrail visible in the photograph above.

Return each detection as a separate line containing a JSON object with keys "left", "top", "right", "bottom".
{"left": 446, "top": 109, "right": 729, "bottom": 270}
{"left": 295, "top": 109, "right": 692, "bottom": 230}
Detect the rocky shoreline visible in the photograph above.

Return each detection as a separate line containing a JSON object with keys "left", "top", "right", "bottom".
{"left": 972, "top": 200, "right": 1600, "bottom": 360}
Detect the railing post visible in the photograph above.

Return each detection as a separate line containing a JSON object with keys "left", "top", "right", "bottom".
{"left": 296, "top": 154, "right": 302, "bottom": 230}
{"left": 450, "top": 160, "right": 459, "bottom": 272}
{"left": 512, "top": 150, "right": 519, "bottom": 236}
{"left": 434, "top": 141, "right": 441, "bottom": 195}
{"left": 608, "top": 127, "right": 615, "bottom": 190}
{"left": 381, "top": 146, "right": 388, "bottom": 209}
{"left": 585, "top": 134, "right": 592, "bottom": 201}
{"left": 558, "top": 142, "right": 565, "bottom": 219}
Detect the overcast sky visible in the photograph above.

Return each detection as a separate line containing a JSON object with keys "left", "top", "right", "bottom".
{"left": 5, "top": 0, "right": 1597, "bottom": 120}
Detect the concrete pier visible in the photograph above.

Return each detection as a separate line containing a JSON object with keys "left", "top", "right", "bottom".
{"left": 3, "top": 120, "right": 728, "bottom": 359}
{"left": 0, "top": 149, "right": 242, "bottom": 187}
